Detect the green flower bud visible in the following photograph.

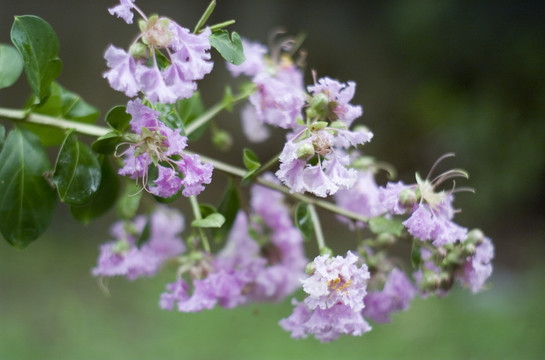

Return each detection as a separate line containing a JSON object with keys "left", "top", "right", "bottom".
{"left": 376, "top": 233, "right": 396, "bottom": 247}
{"left": 353, "top": 125, "right": 370, "bottom": 134}
{"left": 306, "top": 92, "right": 330, "bottom": 120}
{"left": 130, "top": 42, "right": 149, "bottom": 59}
{"left": 319, "top": 246, "right": 333, "bottom": 257}
{"left": 297, "top": 142, "right": 315, "bottom": 159}
{"left": 305, "top": 261, "right": 316, "bottom": 275}
{"left": 351, "top": 156, "right": 375, "bottom": 170}
{"left": 212, "top": 129, "right": 233, "bottom": 151}
{"left": 399, "top": 189, "right": 418, "bottom": 207}
{"left": 466, "top": 228, "right": 484, "bottom": 245}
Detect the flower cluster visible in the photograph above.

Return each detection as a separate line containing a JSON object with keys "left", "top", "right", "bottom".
{"left": 378, "top": 155, "right": 469, "bottom": 247}
{"left": 105, "top": 1, "right": 213, "bottom": 103}
{"left": 160, "top": 177, "right": 307, "bottom": 311}
{"left": 87, "top": 1, "right": 497, "bottom": 345}
{"left": 117, "top": 99, "right": 212, "bottom": 198}
{"left": 92, "top": 206, "right": 185, "bottom": 280}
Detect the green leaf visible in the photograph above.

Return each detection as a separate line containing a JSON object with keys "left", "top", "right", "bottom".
{"left": 199, "top": 203, "right": 217, "bottom": 219}
{"left": 191, "top": 213, "right": 225, "bottom": 228}
{"left": 243, "top": 148, "right": 260, "bottom": 171}
{"left": 212, "top": 179, "right": 240, "bottom": 242}
{"left": 0, "top": 44, "right": 23, "bottom": 89}
{"left": 294, "top": 202, "right": 314, "bottom": 241}
{"left": 52, "top": 130, "right": 102, "bottom": 205}
{"left": 105, "top": 105, "right": 131, "bottom": 132}
{"left": 411, "top": 242, "right": 422, "bottom": 269}
{"left": 177, "top": 92, "right": 205, "bottom": 140}
{"left": 25, "top": 82, "right": 100, "bottom": 145}
{"left": 156, "top": 103, "right": 184, "bottom": 130}
{"left": 91, "top": 131, "right": 123, "bottom": 155}
{"left": 136, "top": 215, "right": 151, "bottom": 248}
{"left": 0, "top": 125, "right": 5, "bottom": 152}
{"left": 241, "top": 148, "right": 260, "bottom": 185}
{"left": 369, "top": 216, "right": 404, "bottom": 237}
{"left": 117, "top": 181, "right": 142, "bottom": 220}
{"left": 70, "top": 155, "right": 120, "bottom": 224}
{"left": 209, "top": 30, "right": 245, "bottom": 65}
{"left": 0, "top": 127, "right": 57, "bottom": 248}
{"left": 10, "top": 15, "right": 62, "bottom": 101}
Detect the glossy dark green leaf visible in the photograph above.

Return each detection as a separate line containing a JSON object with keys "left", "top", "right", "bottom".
{"left": 209, "top": 30, "right": 245, "bottom": 65}
{"left": 0, "top": 127, "right": 57, "bottom": 248}
{"left": 117, "top": 181, "right": 142, "bottom": 220}
{"left": 191, "top": 213, "right": 225, "bottom": 228}
{"left": 0, "top": 44, "right": 23, "bottom": 89}
{"left": 52, "top": 130, "right": 101, "bottom": 205}
{"left": 26, "top": 82, "right": 100, "bottom": 145}
{"left": 10, "top": 15, "right": 62, "bottom": 101}
{"left": 105, "top": 105, "right": 130, "bottom": 132}
{"left": 70, "top": 155, "right": 120, "bottom": 224}
{"left": 212, "top": 179, "right": 240, "bottom": 242}
{"left": 294, "top": 202, "right": 314, "bottom": 241}
{"left": 369, "top": 216, "right": 404, "bottom": 237}
{"left": 177, "top": 92, "right": 205, "bottom": 140}
{"left": 91, "top": 131, "right": 123, "bottom": 155}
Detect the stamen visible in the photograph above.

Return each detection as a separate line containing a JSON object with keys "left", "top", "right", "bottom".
{"left": 431, "top": 168, "right": 469, "bottom": 186}
{"left": 426, "top": 152, "right": 456, "bottom": 181}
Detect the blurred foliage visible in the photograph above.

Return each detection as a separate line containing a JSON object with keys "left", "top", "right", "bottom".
{"left": 383, "top": 0, "right": 545, "bottom": 223}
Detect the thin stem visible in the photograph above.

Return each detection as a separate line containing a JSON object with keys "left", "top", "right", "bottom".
{"left": 209, "top": 20, "right": 236, "bottom": 33}
{"left": 185, "top": 90, "right": 251, "bottom": 136}
{"left": 0, "top": 104, "right": 369, "bottom": 224}
{"left": 193, "top": 0, "right": 216, "bottom": 34}
{"left": 308, "top": 203, "right": 326, "bottom": 251}
{"left": 195, "top": 152, "right": 369, "bottom": 223}
{"left": 252, "top": 152, "right": 281, "bottom": 178}
{"left": 0, "top": 107, "right": 110, "bottom": 137}
{"left": 189, "top": 195, "right": 211, "bottom": 253}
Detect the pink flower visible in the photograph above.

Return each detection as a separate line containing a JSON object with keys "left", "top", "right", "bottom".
{"left": 118, "top": 99, "right": 213, "bottom": 198}
{"left": 108, "top": 0, "right": 136, "bottom": 24}
{"left": 93, "top": 206, "right": 185, "bottom": 280}
{"left": 457, "top": 236, "right": 494, "bottom": 293}
{"left": 363, "top": 268, "right": 415, "bottom": 323}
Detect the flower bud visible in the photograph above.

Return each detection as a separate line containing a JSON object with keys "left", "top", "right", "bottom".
{"left": 351, "top": 156, "right": 375, "bottom": 170}
{"left": 305, "top": 261, "right": 316, "bottom": 275}
{"left": 306, "top": 92, "right": 330, "bottom": 120}
{"left": 212, "top": 129, "right": 233, "bottom": 151}
{"left": 399, "top": 189, "right": 418, "bottom": 207}
{"left": 297, "top": 142, "right": 315, "bottom": 159}
{"left": 376, "top": 233, "right": 396, "bottom": 247}
{"left": 466, "top": 228, "right": 484, "bottom": 245}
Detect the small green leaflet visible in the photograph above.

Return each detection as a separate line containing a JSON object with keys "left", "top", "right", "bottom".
{"left": 0, "top": 127, "right": 57, "bottom": 248}
{"left": 192, "top": 213, "right": 225, "bottom": 228}
{"left": 212, "top": 179, "right": 240, "bottom": 242}
{"left": 241, "top": 148, "right": 260, "bottom": 185}
{"left": 105, "top": 105, "right": 131, "bottom": 132}
{"left": 0, "top": 44, "right": 23, "bottom": 89}
{"left": 209, "top": 30, "right": 245, "bottom": 65}
{"left": 294, "top": 202, "right": 314, "bottom": 241}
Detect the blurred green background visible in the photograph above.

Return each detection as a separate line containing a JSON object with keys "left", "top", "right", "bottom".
{"left": 1, "top": 0, "right": 544, "bottom": 359}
